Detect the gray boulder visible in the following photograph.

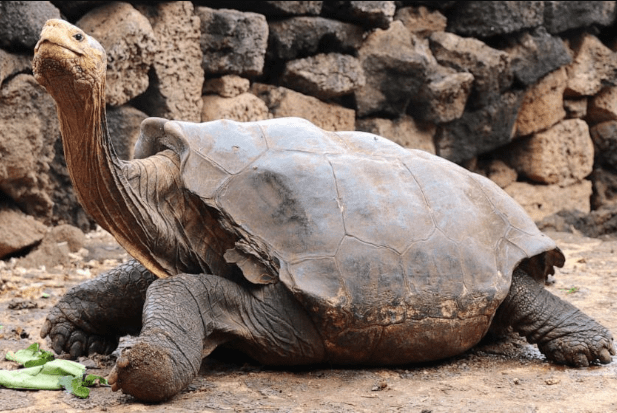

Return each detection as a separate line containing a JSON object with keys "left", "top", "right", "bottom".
{"left": 410, "top": 65, "right": 474, "bottom": 124}
{"left": 0, "top": 1, "right": 60, "bottom": 50}
{"left": 268, "top": 17, "right": 363, "bottom": 61}
{"left": 435, "top": 91, "right": 524, "bottom": 163}
{"left": 544, "top": 1, "right": 616, "bottom": 34}
{"left": 281, "top": 53, "right": 365, "bottom": 99}
{"left": 503, "top": 27, "right": 572, "bottom": 86}
{"left": 196, "top": 7, "right": 268, "bottom": 77}
{"left": 355, "top": 21, "right": 432, "bottom": 117}
{"left": 322, "top": 1, "right": 396, "bottom": 29}
{"left": 429, "top": 31, "right": 512, "bottom": 109}
{"left": 446, "top": 1, "right": 544, "bottom": 37}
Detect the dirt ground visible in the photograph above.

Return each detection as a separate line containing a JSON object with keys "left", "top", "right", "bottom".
{"left": 0, "top": 228, "right": 616, "bottom": 413}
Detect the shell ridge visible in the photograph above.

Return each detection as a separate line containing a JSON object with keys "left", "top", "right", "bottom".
{"left": 401, "top": 160, "right": 438, "bottom": 245}
{"left": 470, "top": 174, "right": 536, "bottom": 238}
{"left": 325, "top": 155, "right": 349, "bottom": 236}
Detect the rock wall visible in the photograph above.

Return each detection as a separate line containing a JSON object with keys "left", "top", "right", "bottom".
{"left": 1, "top": 1, "right": 617, "bottom": 257}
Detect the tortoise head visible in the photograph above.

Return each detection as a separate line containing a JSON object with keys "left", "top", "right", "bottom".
{"left": 33, "top": 19, "right": 106, "bottom": 101}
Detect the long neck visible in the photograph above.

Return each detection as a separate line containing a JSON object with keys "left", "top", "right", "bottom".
{"left": 55, "top": 81, "right": 170, "bottom": 277}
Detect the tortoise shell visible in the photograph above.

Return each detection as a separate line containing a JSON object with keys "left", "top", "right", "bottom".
{"left": 136, "top": 117, "right": 561, "bottom": 363}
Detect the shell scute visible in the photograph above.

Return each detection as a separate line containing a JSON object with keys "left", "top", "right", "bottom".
{"left": 335, "top": 237, "right": 407, "bottom": 327}
{"left": 261, "top": 117, "right": 348, "bottom": 154}
{"left": 217, "top": 150, "right": 345, "bottom": 261}
{"left": 329, "top": 154, "right": 434, "bottom": 253}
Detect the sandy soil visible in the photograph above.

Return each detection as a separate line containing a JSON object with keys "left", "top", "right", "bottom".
{"left": 1, "top": 228, "right": 616, "bottom": 413}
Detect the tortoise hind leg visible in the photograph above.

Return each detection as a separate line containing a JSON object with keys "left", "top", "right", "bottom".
{"left": 41, "top": 259, "right": 157, "bottom": 358}
{"left": 492, "top": 267, "right": 615, "bottom": 366}
{"left": 108, "top": 274, "right": 325, "bottom": 402}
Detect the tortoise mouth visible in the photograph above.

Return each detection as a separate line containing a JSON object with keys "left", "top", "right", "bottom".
{"left": 34, "top": 39, "right": 83, "bottom": 58}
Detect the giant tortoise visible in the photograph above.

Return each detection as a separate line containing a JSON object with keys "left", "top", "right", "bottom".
{"left": 31, "top": 19, "right": 614, "bottom": 402}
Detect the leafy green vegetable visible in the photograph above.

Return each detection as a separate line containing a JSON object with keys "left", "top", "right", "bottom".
{"left": 59, "top": 374, "right": 108, "bottom": 399}
{"left": 0, "top": 359, "right": 85, "bottom": 390}
{"left": 1, "top": 344, "right": 107, "bottom": 398}
{"left": 5, "top": 343, "right": 54, "bottom": 367}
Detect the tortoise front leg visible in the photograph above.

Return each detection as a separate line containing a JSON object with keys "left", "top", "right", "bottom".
{"left": 108, "top": 273, "right": 325, "bottom": 402}
{"left": 41, "top": 259, "right": 157, "bottom": 357}
{"left": 493, "top": 268, "right": 615, "bottom": 366}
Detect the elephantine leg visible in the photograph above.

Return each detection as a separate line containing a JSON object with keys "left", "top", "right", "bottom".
{"left": 493, "top": 268, "right": 615, "bottom": 366}
{"left": 41, "top": 259, "right": 157, "bottom": 358}
{"left": 108, "top": 274, "right": 324, "bottom": 402}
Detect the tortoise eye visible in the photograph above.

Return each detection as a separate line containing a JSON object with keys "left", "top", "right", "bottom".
{"left": 73, "top": 33, "right": 84, "bottom": 41}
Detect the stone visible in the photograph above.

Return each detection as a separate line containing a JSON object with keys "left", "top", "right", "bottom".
{"left": 590, "top": 167, "right": 617, "bottom": 209}
{"left": 446, "top": 1, "right": 544, "bottom": 37}
{"left": 17, "top": 228, "right": 72, "bottom": 269}
{"left": 226, "top": 1, "right": 323, "bottom": 16}
{"left": 201, "top": 93, "right": 270, "bottom": 123}
{"left": 355, "top": 21, "right": 433, "bottom": 117}
{"left": 564, "top": 98, "right": 588, "bottom": 119}
{"left": 503, "top": 26, "right": 572, "bottom": 86}
{"left": 259, "top": 1, "right": 322, "bottom": 15}
{"left": 0, "top": 207, "right": 48, "bottom": 259}
{"left": 50, "top": 1, "right": 102, "bottom": 21}
{"left": 281, "top": 53, "right": 365, "bottom": 99}
{"left": 504, "top": 180, "right": 592, "bottom": 222}
{"left": 486, "top": 160, "right": 517, "bottom": 189}
{"left": 410, "top": 65, "right": 474, "bottom": 123}
{"left": 134, "top": 2, "right": 204, "bottom": 122}
{"left": 587, "top": 87, "right": 617, "bottom": 124}
{"left": 195, "top": 7, "right": 268, "bottom": 77}
{"left": 268, "top": 17, "right": 363, "bottom": 61}
{"left": 429, "top": 31, "right": 512, "bottom": 109}
{"left": 0, "top": 50, "right": 31, "bottom": 88}
{"left": 537, "top": 204, "right": 617, "bottom": 238}
{"left": 508, "top": 119, "right": 594, "bottom": 186}
{"left": 544, "top": 1, "right": 616, "bottom": 34}
{"left": 435, "top": 90, "right": 524, "bottom": 163}
{"left": 77, "top": 2, "right": 157, "bottom": 106}
{"left": 47, "top": 224, "right": 86, "bottom": 253}
{"left": 564, "top": 33, "right": 617, "bottom": 97}
{"left": 107, "top": 105, "right": 148, "bottom": 161}
{"left": 0, "top": 1, "right": 60, "bottom": 50}
{"left": 203, "top": 75, "right": 250, "bottom": 98}
{"left": 355, "top": 116, "right": 436, "bottom": 154}
{"left": 514, "top": 67, "right": 567, "bottom": 137}
{"left": 395, "top": 6, "right": 447, "bottom": 38}
{"left": 590, "top": 121, "right": 617, "bottom": 169}
{"left": 322, "top": 1, "right": 396, "bottom": 29}
{"left": 251, "top": 83, "right": 355, "bottom": 131}
{"left": 0, "top": 75, "right": 59, "bottom": 221}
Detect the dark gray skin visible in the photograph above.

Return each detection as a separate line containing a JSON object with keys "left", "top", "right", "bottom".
{"left": 33, "top": 19, "right": 615, "bottom": 402}
{"left": 44, "top": 259, "right": 614, "bottom": 401}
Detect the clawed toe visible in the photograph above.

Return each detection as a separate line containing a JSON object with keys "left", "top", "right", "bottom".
{"left": 540, "top": 330, "right": 615, "bottom": 367}
{"left": 105, "top": 341, "right": 185, "bottom": 402}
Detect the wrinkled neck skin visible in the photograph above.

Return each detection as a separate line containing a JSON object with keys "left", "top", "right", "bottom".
{"left": 53, "top": 77, "right": 200, "bottom": 278}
